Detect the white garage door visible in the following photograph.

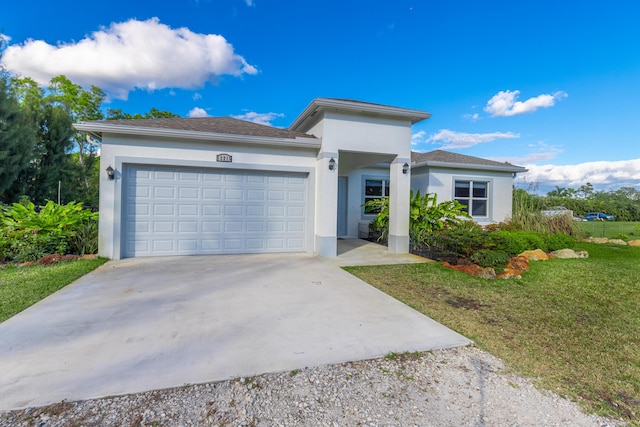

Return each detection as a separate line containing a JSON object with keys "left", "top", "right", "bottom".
{"left": 123, "top": 165, "right": 307, "bottom": 257}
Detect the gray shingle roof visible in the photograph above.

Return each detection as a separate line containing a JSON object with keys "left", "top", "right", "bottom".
{"left": 86, "top": 117, "right": 315, "bottom": 139}
{"left": 412, "top": 150, "right": 526, "bottom": 171}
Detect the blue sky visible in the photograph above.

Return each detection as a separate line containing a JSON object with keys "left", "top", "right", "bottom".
{"left": 2, "top": 0, "right": 639, "bottom": 194}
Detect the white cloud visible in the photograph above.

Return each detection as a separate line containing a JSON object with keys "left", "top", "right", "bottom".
{"left": 517, "top": 159, "right": 640, "bottom": 191}
{"left": 0, "top": 18, "right": 258, "bottom": 100}
{"left": 193, "top": 93, "right": 202, "bottom": 100}
{"left": 245, "top": 0, "right": 255, "bottom": 5}
{"left": 426, "top": 129, "right": 520, "bottom": 150}
{"left": 188, "top": 107, "right": 209, "bottom": 118}
{"left": 489, "top": 142, "right": 564, "bottom": 165}
{"left": 231, "top": 111, "right": 284, "bottom": 126}
{"left": 484, "top": 90, "right": 567, "bottom": 117}
{"left": 462, "top": 113, "right": 479, "bottom": 122}
{"left": 411, "top": 130, "right": 427, "bottom": 146}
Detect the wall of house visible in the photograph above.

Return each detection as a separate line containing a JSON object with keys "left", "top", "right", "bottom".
{"left": 98, "top": 134, "right": 318, "bottom": 259}
{"left": 338, "top": 166, "right": 391, "bottom": 238}
{"left": 316, "top": 111, "right": 413, "bottom": 158}
{"left": 411, "top": 166, "right": 515, "bottom": 224}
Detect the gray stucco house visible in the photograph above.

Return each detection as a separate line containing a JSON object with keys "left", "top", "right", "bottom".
{"left": 75, "top": 98, "right": 526, "bottom": 260}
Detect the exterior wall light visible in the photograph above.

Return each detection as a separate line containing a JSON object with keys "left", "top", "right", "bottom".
{"left": 402, "top": 162, "right": 410, "bottom": 174}
{"left": 328, "top": 158, "right": 336, "bottom": 171}
{"left": 106, "top": 165, "right": 115, "bottom": 180}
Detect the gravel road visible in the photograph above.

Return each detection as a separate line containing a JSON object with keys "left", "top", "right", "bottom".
{"left": 0, "top": 346, "right": 623, "bottom": 426}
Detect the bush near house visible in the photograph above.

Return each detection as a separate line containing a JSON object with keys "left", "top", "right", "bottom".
{"left": 366, "top": 191, "right": 580, "bottom": 270}
{"left": 0, "top": 201, "right": 98, "bottom": 262}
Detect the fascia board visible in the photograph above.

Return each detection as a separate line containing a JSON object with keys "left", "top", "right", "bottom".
{"left": 415, "top": 160, "right": 528, "bottom": 174}
{"left": 74, "top": 123, "right": 321, "bottom": 149}
{"left": 290, "top": 98, "right": 431, "bottom": 130}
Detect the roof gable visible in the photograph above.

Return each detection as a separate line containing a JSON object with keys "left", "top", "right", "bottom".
{"left": 290, "top": 98, "right": 431, "bottom": 132}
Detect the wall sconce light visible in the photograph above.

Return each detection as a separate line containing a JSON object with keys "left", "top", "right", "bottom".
{"left": 328, "top": 158, "right": 336, "bottom": 171}
{"left": 402, "top": 162, "right": 410, "bottom": 174}
{"left": 106, "top": 165, "right": 115, "bottom": 180}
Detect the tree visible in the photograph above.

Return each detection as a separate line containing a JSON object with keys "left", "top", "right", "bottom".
{"left": 47, "top": 75, "right": 105, "bottom": 169}
{"left": 21, "top": 104, "right": 75, "bottom": 204}
{"left": 106, "top": 107, "right": 180, "bottom": 120}
{"left": 0, "top": 73, "right": 35, "bottom": 201}
{"left": 577, "top": 182, "right": 594, "bottom": 200}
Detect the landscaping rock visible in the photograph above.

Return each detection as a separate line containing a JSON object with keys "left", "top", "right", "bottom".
{"left": 518, "top": 249, "right": 549, "bottom": 261}
{"left": 507, "top": 255, "right": 530, "bottom": 272}
{"left": 497, "top": 268, "right": 522, "bottom": 279}
{"left": 36, "top": 254, "right": 64, "bottom": 265}
{"left": 581, "top": 237, "right": 628, "bottom": 245}
{"left": 608, "top": 239, "right": 628, "bottom": 245}
{"left": 552, "top": 249, "right": 589, "bottom": 259}
{"left": 496, "top": 256, "right": 530, "bottom": 279}
{"left": 443, "top": 262, "right": 497, "bottom": 279}
{"left": 628, "top": 240, "right": 640, "bottom": 247}
{"left": 582, "top": 237, "right": 610, "bottom": 244}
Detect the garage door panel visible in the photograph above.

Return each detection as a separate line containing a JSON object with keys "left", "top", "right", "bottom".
{"left": 154, "top": 171, "right": 176, "bottom": 180}
{"left": 124, "top": 166, "right": 307, "bottom": 257}
{"left": 154, "top": 187, "right": 174, "bottom": 198}
{"left": 179, "top": 187, "right": 199, "bottom": 198}
{"left": 154, "top": 221, "right": 174, "bottom": 233}
{"left": 178, "top": 204, "right": 198, "bottom": 215}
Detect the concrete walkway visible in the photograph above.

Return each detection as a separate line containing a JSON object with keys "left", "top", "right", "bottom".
{"left": 0, "top": 246, "right": 470, "bottom": 410}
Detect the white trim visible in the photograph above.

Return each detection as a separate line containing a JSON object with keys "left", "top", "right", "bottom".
{"left": 291, "top": 98, "right": 431, "bottom": 130}
{"left": 414, "top": 160, "right": 527, "bottom": 174}
{"left": 74, "top": 123, "right": 320, "bottom": 149}
{"left": 453, "top": 176, "right": 493, "bottom": 221}
{"left": 111, "top": 156, "right": 316, "bottom": 259}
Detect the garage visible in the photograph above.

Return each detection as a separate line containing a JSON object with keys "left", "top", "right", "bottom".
{"left": 123, "top": 165, "right": 308, "bottom": 257}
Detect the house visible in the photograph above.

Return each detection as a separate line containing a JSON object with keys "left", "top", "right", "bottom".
{"left": 75, "top": 98, "right": 526, "bottom": 260}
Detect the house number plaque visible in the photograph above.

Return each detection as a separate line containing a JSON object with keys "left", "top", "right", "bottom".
{"left": 216, "top": 153, "right": 232, "bottom": 162}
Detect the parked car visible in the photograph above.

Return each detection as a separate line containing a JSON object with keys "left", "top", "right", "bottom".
{"left": 584, "top": 212, "right": 615, "bottom": 221}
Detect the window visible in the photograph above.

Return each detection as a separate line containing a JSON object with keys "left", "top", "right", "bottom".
{"left": 455, "top": 180, "right": 488, "bottom": 217}
{"left": 364, "top": 178, "right": 390, "bottom": 214}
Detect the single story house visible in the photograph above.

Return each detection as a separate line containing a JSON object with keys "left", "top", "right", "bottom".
{"left": 75, "top": 98, "right": 526, "bottom": 260}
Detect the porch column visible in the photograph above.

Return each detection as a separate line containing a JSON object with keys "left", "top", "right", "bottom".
{"left": 388, "top": 157, "right": 411, "bottom": 253}
{"left": 315, "top": 151, "right": 339, "bottom": 257}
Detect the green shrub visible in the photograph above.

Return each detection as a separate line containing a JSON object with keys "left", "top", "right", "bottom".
{"left": 1, "top": 201, "right": 98, "bottom": 261}
{"left": 445, "top": 220, "right": 486, "bottom": 258}
{"left": 612, "top": 233, "right": 629, "bottom": 241}
{"left": 470, "top": 249, "right": 511, "bottom": 269}
{"left": 2, "top": 231, "right": 68, "bottom": 262}
{"left": 70, "top": 219, "right": 99, "bottom": 255}
{"left": 487, "top": 230, "right": 547, "bottom": 255}
{"left": 364, "top": 191, "right": 471, "bottom": 243}
{"left": 543, "top": 232, "right": 576, "bottom": 251}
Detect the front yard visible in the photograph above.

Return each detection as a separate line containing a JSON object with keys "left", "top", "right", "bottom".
{"left": 0, "top": 258, "right": 107, "bottom": 323}
{"left": 345, "top": 242, "right": 640, "bottom": 424}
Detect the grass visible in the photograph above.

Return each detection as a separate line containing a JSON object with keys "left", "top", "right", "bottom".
{"left": 577, "top": 221, "right": 640, "bottom": 239}
{"left": 344, "top": 242, "right": 640, "bottom": 423}
{"left": 0, "top": 258, "right": 108, "bottom": 323}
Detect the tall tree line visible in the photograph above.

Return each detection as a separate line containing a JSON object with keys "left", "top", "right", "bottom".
{"left": 516, "top": 184, "right": 640, "bottom": 221}
{"left": 0, "top": 69, "right": 178, "bottom": 207}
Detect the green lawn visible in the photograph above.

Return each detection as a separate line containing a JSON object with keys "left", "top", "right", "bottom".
{"left": 0, "top": 258, "right": 108, "bottom": 323}
{"left": 577, "top": 220, "right": 640, "bottom": 240}
{"left": 345, "top": 242, "right": 640, "bottom": 424}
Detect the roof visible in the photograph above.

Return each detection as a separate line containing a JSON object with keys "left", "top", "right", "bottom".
{"left": 80, "top": 117, "right": 314, "bottom": 139}
{"left": 290, "top": 97, "right": 431, "bottom": 131}
{"left": 74, "top": 116, "right": 319, "bottom": 149}
{"left": 411, "top": 150, "right": 527, "bottom": 173}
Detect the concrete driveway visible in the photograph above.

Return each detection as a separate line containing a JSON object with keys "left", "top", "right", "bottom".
{"left": 0, "top": 251, "right": 470, "bottom": 410}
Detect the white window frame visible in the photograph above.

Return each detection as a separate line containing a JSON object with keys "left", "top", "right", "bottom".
{"left": 362, "top": 176, "right": 390, "bottom": 218}
{"left": 454, "top": 179, "right": 490, "bottom": 218}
